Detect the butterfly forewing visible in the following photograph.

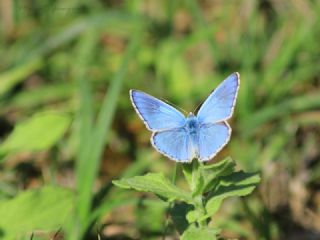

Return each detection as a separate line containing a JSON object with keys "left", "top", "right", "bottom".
{"left": 130, "top": 90, "right": 186, "bottom": 131}
{"left": 197, "top": 73, "right": 239, "bottom": 124}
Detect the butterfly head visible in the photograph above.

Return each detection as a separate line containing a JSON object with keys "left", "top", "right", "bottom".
{"left": 186, "top": 112, "right": 197, "bottom": 124}
{"left": 187, "top": 112, "right": 195, "bottom": 117}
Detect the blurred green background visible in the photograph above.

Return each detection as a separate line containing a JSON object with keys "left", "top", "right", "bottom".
{"left": 0, "top": 0, "right": 320, "bottom": 239}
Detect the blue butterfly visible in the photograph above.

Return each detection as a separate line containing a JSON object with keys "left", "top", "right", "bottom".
{"left": 130, "top": 73, "right": 240, "bottom": 162}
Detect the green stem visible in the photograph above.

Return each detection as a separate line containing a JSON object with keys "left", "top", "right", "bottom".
{"left": 191, "top": 159, "right": 199, "bottom": 192}
{"left": 171, "top": 162, "right": 178, "bottom": 184}
{"left": 190, "top": 160, "right": 208, "bottom": 227}
{"left": 198, "top": 199, "right": 208, "bottom": 227}
{"left": 194, "top": 195, "right": 208, "bottom": 228}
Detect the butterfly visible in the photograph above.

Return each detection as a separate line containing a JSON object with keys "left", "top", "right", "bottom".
{"left": 130, "top": 72, "right": 240, "bottom": 162}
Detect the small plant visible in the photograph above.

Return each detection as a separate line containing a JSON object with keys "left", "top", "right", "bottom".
{"left": 114, "top": 158, "right": 260, "bottom": 239}
{"left": 113, "top": 73, "right": 260, "bottom": 239}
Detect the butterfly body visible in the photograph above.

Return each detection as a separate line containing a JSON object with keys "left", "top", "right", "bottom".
{"left": 184, "top": 113, "right": 200, "bottom": 158}
{"left": 130, "top": 73, "right": 240, "bottom": 163}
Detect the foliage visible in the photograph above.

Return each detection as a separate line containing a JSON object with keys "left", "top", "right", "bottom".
{"left": 0, "top": 112, "right": 70, "bottom": 156}
{"left": 0, "top": 186, "right": 74, "bottom": 240}
{"left": 114, "top": 158, "right": 260, "bottom": 238}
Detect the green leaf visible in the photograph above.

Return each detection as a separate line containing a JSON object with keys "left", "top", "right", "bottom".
{"left": 169, "top": 203, "right": 194, "bottom": 234}
{"left": 181, "top": 225, "right": 220, "bottom": 240}
{"left": 185, "top": 196, "right": 208, "bottom": 224}
{"left": 0, "top": 186, "right": 74, "bottom": 239}
{"left": 182, "top": 162, "right": 193, "bottom": 188}
{"left": 182, "top": 158, "right": 236, "bottom": 195}
{"left": 182, "top": 160, "right": 204, "bottom": 196}
{"left": 203, "top": 157, "right": 235, "bottom": 173}
{"left": 202, "top": 157, "right": 236, "bottom": 193}
{"left": 0, "top": 112, "right": 71, "bottom": 155}
{"left": 205, "top": 171, "right": 260, "bottom": 218}
{"left": 186, "top": 208, "right": 203, "bottom": 224}
{"left": 113, "top": 173, "right": 192, "bottom": 203}
{"left": 0, "top": 58, "right": 43, "bottom": 98}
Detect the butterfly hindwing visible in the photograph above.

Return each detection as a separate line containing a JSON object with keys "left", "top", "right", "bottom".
{"left": 130, "top": 90, "right": 186, "bottom": 131}
{"left": 151, "top": 128, "right": 194, "bottom": 162}
{"left": 198, "top": 122, "right": 231, "bottom": 161}
{"left": 197, "top": 73, "right": 239, "bottom": 124}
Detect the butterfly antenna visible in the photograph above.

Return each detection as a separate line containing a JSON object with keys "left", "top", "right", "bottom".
{"left": 161, "top": 98, "right": 188, "bottom": 115}
{"left": 193, "top": 101, "right": 203, "bottom": 114}
{"left": 52, "top": 228, "right": 62, "bottom": 240}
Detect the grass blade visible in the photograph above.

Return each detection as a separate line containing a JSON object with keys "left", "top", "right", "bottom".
{"left": 75, "top": 30, "right": 141, "bottom": 237}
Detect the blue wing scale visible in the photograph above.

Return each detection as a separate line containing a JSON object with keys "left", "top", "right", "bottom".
{"left": 151, "top": 128, "right": 194, "bottom": 162}
{"left": 197, "top": 73, "right": 240, "bottom": 124}
{"left": 198, "top": 122, "right": 231, "bottom": 161}
{"left": 130, "top": 90, "right": 186, "bottom": 131}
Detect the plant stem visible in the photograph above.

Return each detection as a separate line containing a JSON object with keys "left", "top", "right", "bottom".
{"left": 198, "top": 198, "right": 208, "bottom": 227}
{"left": 194, "top": 194, "right": 208, "bottom": 228}
{"left": 190, "top": 160, "right": 208, "bottom": 227}
{"left": 172, "top": 162, "right": 178, "bottom": 183}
